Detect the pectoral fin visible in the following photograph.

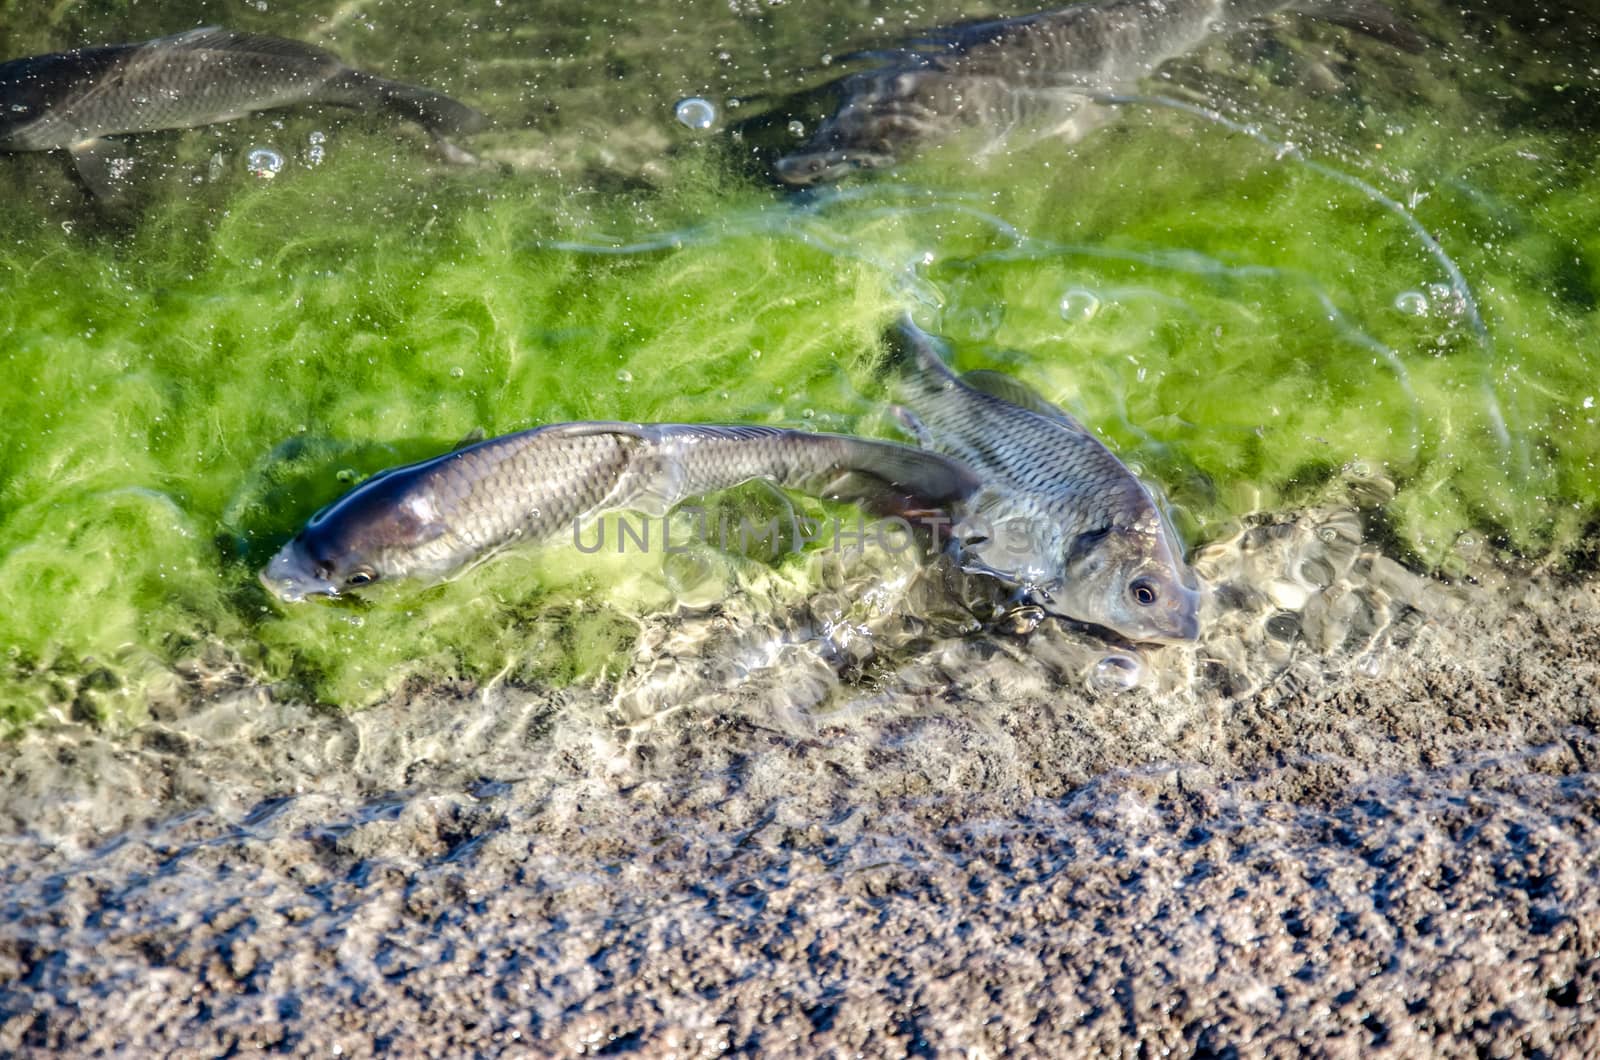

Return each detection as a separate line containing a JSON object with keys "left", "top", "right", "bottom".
{"left": 67, "top": 138, "right": 137, "bottom": 202}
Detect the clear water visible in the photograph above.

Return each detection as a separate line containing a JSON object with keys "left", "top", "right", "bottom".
{"left": 0, "top": 1, "right": 1596, "bottom": 726}
{"left": 4, "top": 4, "right": 1600, "bottom": 1052}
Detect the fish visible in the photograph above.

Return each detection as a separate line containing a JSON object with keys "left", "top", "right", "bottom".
{"left": 773, "top": 0, "right": 1413, "bottom": 185}
{"left": 0, "top": 26, "right": 487, "bottom": 200}
{"left": 884, "top": 315, "right": 1201, "bottom": 642}
{"left": 260, "top": 421, "right": 980, "bottom": 602}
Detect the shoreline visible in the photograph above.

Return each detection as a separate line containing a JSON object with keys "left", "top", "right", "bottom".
{"left": 2, "top": 510, "right": 1599, "bottom": 1054}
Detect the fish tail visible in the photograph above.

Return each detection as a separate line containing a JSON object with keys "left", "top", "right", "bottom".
{"left": 327, "top": 70, "right": 488, "bottom": 137}
{"left": 792, "top": 433, "right": 980, "bottom": 514}
{"left": 878, "top": 314, "right": 962, "bottom": 400}
{"left": 1279, "top": 0, "right": 1425, "bottom": 52}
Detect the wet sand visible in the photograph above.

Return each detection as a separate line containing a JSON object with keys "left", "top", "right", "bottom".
{"left": 3, "top": 503, "right": 1600, "bottom": 1056}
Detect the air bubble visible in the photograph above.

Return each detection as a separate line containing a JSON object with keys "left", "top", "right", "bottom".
{"left": 1088, "top": 653, "right": 1142, "bottom": 694}
{"left": 307, "top": 130, "right": 326, "bottom": 166}
{"left": 787, "top": 120, "right": 806, "bottom": 137}
{"left": 450, "top": 366, "right": 465, "bottom": 379}
{"left": 246, "top": 146, "right": 284, "bottom": 179}
{"left": 1059, "top": 287, "right": 1101, "bottom": 322}
{"left": 949, "top": 303, "right": 1003, "bottom": 340}
{"left": 673, "top": 97, "right": 717, "bottom": 131}
{"left": 1393, "top": 290, "right": 1428, "bottom": 316}
{"left": 616, "top": 369, "right": 634, "bottom": 383}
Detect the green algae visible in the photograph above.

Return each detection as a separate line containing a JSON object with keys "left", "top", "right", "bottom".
{"left": 2, "top": 3, "right": 1598, "bottom": 726}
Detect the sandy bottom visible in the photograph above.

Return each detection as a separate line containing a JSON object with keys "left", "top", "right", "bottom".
{"left": 3, "top": 499, "right": 1599, "bottom": 1056}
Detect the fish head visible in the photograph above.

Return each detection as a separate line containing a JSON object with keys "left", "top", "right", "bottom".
{"left": 1046, "top": 525, "right": 1202, "bottom": 643}
{"left": 774, "top": 94, "right": 905, "bottom": 185}
{"left": 258, "top": 466, "right": 448, "bottom": 603}
{"left": 0, "top": 49, "right": 130, "bottom": 145}
{"left": 0, "top": 63, "right": 55, "bottom": 141}
{"left": 774, "top": 144, "right": 898, "bottom": 185}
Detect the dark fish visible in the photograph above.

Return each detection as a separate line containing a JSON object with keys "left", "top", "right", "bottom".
{"left": 260, "top": 421, "right": 979, "bottom": 602}
{"left": 885, "top": 316, "right": 1200, "bottom": 642}
{"left": 774, "top": 0, "right": 1412, "bottom": 184}
{"left": 0, "top": 26, "right": 486, "bottom": 199}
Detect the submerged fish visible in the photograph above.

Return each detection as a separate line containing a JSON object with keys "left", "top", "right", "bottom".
{"left": 260, "top": 421, "right": 979, "bottom": 602}
{"left": 885, "top": 316, "right": 1200, "bottom": 642}
{"left": 774, "top": 0, "right": 1410, "bottom": 184}
{"left": 0, "top": 26, "right": 486, "bottom": 200}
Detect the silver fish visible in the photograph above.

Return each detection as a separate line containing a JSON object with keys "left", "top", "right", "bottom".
{"left": 775, "top": 0, "right": 1409, "bottom": 184}
{"left": 0, "top": 26, "right": 486, "bottom": 200}
{"left": 886, "top": 316, "right": 1200, "bottom": 642}
{"left": 260, "top": 421, "right": 980, "bottom": 602}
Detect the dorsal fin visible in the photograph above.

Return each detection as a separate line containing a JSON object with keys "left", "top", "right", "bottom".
{"left": 147, "top": 26, "right": 234, "bottom": 50}
{"left": 147, "top": 27, "right": 344, "bottom": 65}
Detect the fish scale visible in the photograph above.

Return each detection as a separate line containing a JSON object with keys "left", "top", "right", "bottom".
{"left": 886, "top": 316, "right": 1201, "bottom": 642}
{"left": 904, "top": 373, "right": 1156, "bottom": 540}
{"left": 0, "top": 26, "right": 485, "bottom": 199}
{"left": 775, "top": 0, "right": 1413, "bottom": 184}
{"left": 261, "top": 421, "right": 979, "bottom": 601}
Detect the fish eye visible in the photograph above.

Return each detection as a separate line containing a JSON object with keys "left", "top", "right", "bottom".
{"left": 1130, "top": 578, "right": 1160, "bottom": 607}
{"left": 346, "top": 570, "right": 375, "bottom": 587}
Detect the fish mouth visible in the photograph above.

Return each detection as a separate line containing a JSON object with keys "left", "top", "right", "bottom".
{"left": 773, "top": 147, "right": 897, "bottom": 185}
{"left": 258, "top": 549, "right": 340, "bottom": 603}
{"left": 1138, "top": 611, "right": 1201, "bottom": 645}
{"left": 1129, "top": 591, "right": 1204, "bottom": 644}
{"left": 1025, "top": 588, "right": 1202, "bottom": 645}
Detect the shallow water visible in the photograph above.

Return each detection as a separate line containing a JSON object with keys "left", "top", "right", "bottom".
{"left": 0, "top": 0, "right": 1597, "bottom": 722}
{"left": 2, "top": 2, "right": 1600, "bottom": 1051}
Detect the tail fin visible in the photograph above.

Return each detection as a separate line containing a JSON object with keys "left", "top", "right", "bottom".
{"left": 331, "top": 70, "right": 488, "bottom": 137}
{"left": 802, "top": 434, "right": 979, "bottom": 515}
{"left": 879, "top": 314, "right": 961, "bottom": 387}
{"left": 371, "top": 76, "right": 488, "bottom": 136}
{"left": 1285, "top": 1, "right": 1426, "bottom": 53}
